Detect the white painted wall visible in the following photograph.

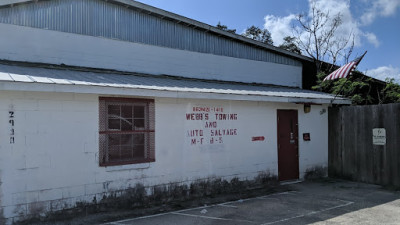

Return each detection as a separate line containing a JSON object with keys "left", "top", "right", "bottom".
{"left": 0, "top": 91, "right": 327, "bottom": 223}
{"left": 273, "top": 103, "right": 329, "bottom": 176}
{"left": 0, "top": 23, "right": 302, "bottom": 88}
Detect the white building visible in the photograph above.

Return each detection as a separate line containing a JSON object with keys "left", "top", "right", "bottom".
{"left": 0, "top": 0, "right": 350, "bottom": 223}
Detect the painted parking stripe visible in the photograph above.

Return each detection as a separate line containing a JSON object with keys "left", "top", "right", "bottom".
{"left": 171, "top": 212, "right": 257, "bottom": 224}
{"left": 102, "top": 212, "right": 172, "bottom": 224}
{"left": 259, "top": 200, "right": 354, "bottom": 225}
{"left": 103, "top": 190, "right": 325, "bottom": 225}
{"left": 256, "top": 191, "right": 301, "bottom": 199}
{"left": 217, "top": 191, "right": 302, "bottom": 208}
{"left": 218, "top": 203, "right": 238, "bottom": 208}
{"left": 102, "top": 191, "right": 299, "bottom": 224}
{"left": 217, "top": 192, "right": 299, "bottom": 208}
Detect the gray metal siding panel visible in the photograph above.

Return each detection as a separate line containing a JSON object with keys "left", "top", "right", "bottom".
{"left": 0, "top": 0, "right": 302, "bottom": 67}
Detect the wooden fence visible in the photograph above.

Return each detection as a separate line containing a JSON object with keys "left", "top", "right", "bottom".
{"left": 328, "top": 103, "right": 400, "bottom": 187}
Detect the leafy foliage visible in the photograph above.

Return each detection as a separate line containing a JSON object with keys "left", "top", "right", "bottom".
{"left": 278, "top": 36, "right": 301, "bottom": 54}
{"left": 378, "top": 78, "right": 400, "bottom": 104}
{"left": 216, "top": 22, "right": 236, "bottom": 34}
{"left": 242, "top": 25, "right": 273, "bottom": 45}
{"left": 313, "top": 72, "right": 400, "bottom": 105}
{"left": 312, "top": 72, "right": 374, "bottom": 105}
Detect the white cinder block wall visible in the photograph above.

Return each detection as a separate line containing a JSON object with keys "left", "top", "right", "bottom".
{"left": 0, "top": 91, "right": 328, "bottom": 222}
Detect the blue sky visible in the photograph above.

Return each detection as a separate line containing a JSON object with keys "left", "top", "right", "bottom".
{"left": 137, "top": 0, "right": 400, "bottom": 83}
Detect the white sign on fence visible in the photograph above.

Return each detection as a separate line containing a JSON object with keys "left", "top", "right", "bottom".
{"left": 373, "top": 128, "right": 386, "bottom": 146}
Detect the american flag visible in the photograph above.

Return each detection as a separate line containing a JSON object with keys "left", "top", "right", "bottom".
{"left": 323, "top": 51, "right": 367, "bottom": 81}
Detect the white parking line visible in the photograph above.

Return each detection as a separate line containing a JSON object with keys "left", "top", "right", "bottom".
{"left": 171, "top": 212, "right": 257, "bottom": 224}
{"left": 259, "top": 200, "right": 354, "bottom": 225}
{"left": 102, "top": 191, "right": 300, "bottom": 224}
{"left": 102, "top": 212, "right": 172, "bottom": 224}
{"left": 174, "top": 205, "right": 210, "bottom": 213}
{"left": 257, "top": 191, "right": 300, "bottom": 199}
{"left": 171, "top": 212, "right": 233, "bottom": 221}
{"left": 218, "top": 203, "right": 238, "bottom": 208}
{"left": 102, "top": 191, "right": 352, "bottom": 225}
{"left": 217, "top": 191, "right": 302, "bottom": 208}
{"left": 280, "top": 180, "right": 303, "bottom": 185}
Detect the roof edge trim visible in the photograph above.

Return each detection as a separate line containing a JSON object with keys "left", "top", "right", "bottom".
{"left": 0, "top": 81, "right": 351, "bottom": 105}
{"left": 0, "top": 59, "right": 299, "bottom": 89}
{"left": 0, "top": 0, "right": 30, "bottom": 6}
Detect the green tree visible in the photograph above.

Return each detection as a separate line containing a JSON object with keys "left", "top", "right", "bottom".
{"left": 313, "top": 69, "right": 400, "bottom": 105}
{"left": 312, "top": 71, "right": 374, "bottom": 105}
{"left": 242, "top": 25, "right": 273, "bottom": 45}
{"left": 278, "top": 36, "right": 301, "bottom": 54}
{"left": 378, "top": 78, "right": 400, "bottom": 104}
{"left": 216, "top": 22, "right": 236, "bottom": 34}
{"left": 291, "top": 0, "right": 400, "bottom": 105}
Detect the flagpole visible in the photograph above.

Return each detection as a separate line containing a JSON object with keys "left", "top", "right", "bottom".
{"left": 327, "top": 51, "right": 367, "bottom": 105}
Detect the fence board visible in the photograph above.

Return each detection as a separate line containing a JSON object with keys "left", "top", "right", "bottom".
{"left": 329, "top": 103, "right": 400, "bottom": 187}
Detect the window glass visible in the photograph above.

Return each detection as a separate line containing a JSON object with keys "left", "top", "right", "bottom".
{"left": 134, "top": 106, "right": 145, "bottom": 118}
{"left": 99, "top": 98, "right": 155, "bottom": 166}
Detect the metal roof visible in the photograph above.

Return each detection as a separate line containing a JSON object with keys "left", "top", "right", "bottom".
{"left": 0, "top": 0, "right": 301, "bottom": 67}
{"left": 0, "top": 0, "right": 312, "bottom": 63}
{"left": 0, "top": 62, "right": 350, "bottom": 104}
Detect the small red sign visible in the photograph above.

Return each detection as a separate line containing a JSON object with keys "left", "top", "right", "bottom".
{"left": 252, "top": 136, "right": 265, "bottom": 141}
{"left": 303, "top": 133, "right": 311, "bottom": 141}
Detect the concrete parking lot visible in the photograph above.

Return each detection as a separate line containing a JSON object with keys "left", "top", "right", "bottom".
{"left": 103, "top": 180, "right": 400, "bottom": 225}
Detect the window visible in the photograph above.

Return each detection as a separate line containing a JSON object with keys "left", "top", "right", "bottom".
{"left": 99, "top": 97, "right": 155, "bottom": 166}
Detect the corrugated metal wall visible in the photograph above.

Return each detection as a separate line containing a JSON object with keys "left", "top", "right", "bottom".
{"left": 0, "top": 0, "right": 301, "bottom": 67}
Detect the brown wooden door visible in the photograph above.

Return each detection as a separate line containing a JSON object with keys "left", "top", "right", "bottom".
{"left": 277, "top": 110, "right": 299, "bottom": 181}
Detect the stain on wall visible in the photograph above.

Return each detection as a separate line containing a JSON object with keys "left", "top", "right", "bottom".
{"left": 0, "top": 172, "right": 5, "bottom": 224}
